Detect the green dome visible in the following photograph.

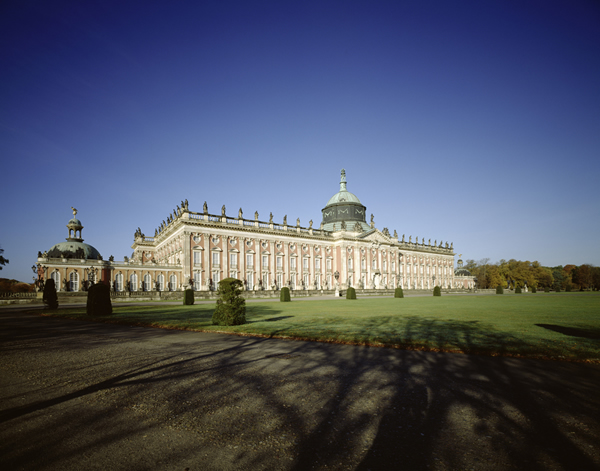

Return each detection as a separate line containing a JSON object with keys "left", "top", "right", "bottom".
{"left": 454, "top": 268, "right": 472, "bottom": 277}
{"left": 326, "top": 189, "right": 362, "bottom": 205}
{"left": 68, "top": 218, "right": 82, "bottom": 226}
{"left": 321, "top": 169, "right": 369, "bottom": 232}
{"left": 47, "top": 241, "right": 102, "bottom": 260}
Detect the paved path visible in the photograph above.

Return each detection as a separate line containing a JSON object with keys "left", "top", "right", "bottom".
{"left": 1, "top": 309, "right": 599, "bottom": 470}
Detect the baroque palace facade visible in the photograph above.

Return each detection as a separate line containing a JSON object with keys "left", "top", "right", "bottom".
{"left": 36, "top": 170, "right": 474, "bottom": 293}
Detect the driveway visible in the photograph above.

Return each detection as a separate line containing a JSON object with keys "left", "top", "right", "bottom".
{"left": 1, "top": 309, "right": 599, "bottom": 470}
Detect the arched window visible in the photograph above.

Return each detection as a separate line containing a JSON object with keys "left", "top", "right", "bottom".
{"left": 169, "top": 274, "right": 177, "bottom": 291}
{"left": 156, "top": 274, "right": 164, "bottom": 291}
{"left": 69, "top": 271, "right": 79, "bottom": 292}
{"left": 130, "top": 273, "right": 138, "bottom": 291}
{"left": 143, "top": 274, "right": 151, "bottom": 291}
{"left": 51, "top": 271, "right": 60, "bottom": 291}
{"left": 115, "top": 273, "right": 123, "bottom": 291}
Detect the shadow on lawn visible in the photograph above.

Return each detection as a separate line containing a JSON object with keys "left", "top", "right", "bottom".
{"left": 536, "top": 323, "right": 600, "bottom": 340}
{"left": 2, "top": 312, "right": 599, "bottom": 471}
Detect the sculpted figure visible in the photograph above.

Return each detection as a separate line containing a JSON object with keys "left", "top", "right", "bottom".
{"left": 309, "top": 219, "right": 313, "bottom": 228}
{"left": 203, "top": 201, "right": 208, "bottom": 213}
{"left": 370, "top": 214, "right": 374, "bottom": 224}
{"left": 296, "top": 218, "right": 300, "bottom": 226}
{"left": 221, "top": 205, "right": 226, "bottom": 216}
{"left": 283, "top": 215, "right": 287, "bottom": 225}
{"left": 409, "top": 235, "right": 412, "bottom": 243}
{"left": 402, "top": 234, "right": 405, "bottom": 242}
{"left": 185, "top": 199, "right": 188, "bottom": 210}
{"left": 341, "top": 221, "right": 346, "bottom": 230}
{"left": 238, "top": 208, "right": 243, "bottom": 219}
{"left": 394, "top": 230, "right": 398, "bottom": 238}
{"left": 269, "top": 212, "right": 273, "bottom": 223}
{"left": 255, "top": 211, "right": 259, "bottom": 220}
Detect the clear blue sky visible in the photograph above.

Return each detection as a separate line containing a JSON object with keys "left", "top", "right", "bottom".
{"left": 1, "top": 0, "right": 599, "bottom": 283}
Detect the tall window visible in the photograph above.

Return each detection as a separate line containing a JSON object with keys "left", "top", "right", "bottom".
{"left": 361, "top": 258, "right": 366, "bottom": 270}
{"left": 383, "top": 260, "right": 386, "bottom": 271}
{"left": 115, "top": 273, "right": 123, "bottom": 291}
{"left": 230, "top": 253, "right": 238, "bottom": 268}
{"left": 193, "top": 271, "right": 201, "bottom": 290}
{"left": 277, "top": 256, "right": 282, "bottom": 269}
{"left": 262, "top": 255, "right": 268, "bottom": 268}
{"left": 291, "top": 257, "right": 296, "bottom": 270}
{"left": 130, "top": 273, "right": 137, "bottom": 291}
{"left": 315, "top": 274, "right": 320, "bottom": 289}
{"left": 372, "top": 259, "right": 377, "bottom": 269}
{"left": 247, "top": 272, "right": 253, "bottom": 290}
{"left": 144, "top": 274, "right": 151, "bottom": 291}
{"left": 212, "top": 271, "right": 220, "bottom": 286}
{"left": 262, "top": 273, "right": 269, "bottom": 288}
{"left": 51, "top": 271, "right": 60, "bottom": 291}
{"left": 277, "top": 273, "right": 282, "bottom": 289}
{"left": 193, "top": 251, "right": 202, "bottom": 266}
{"left": 69, "top": 272, "right": 79, "bottom": 292}
{"left": 246, "top": 254, "right": 253, "bottom": 267}
{"left": 315, "top": 258, "right": 321, "bottom": 270}
{"left": 303, "top": 258, "right": 309, "bottom": 270}
{"left": 291, "top": 273, "right": 296, "bottom": 289}
{"left": 392, "top": 261, "right": 395, "bottom": 272}
{"left": 157, "top": 274, "right": 164, "bottom": 291}
{"left": 327, "top": 259, "right": 332, "bottom": 271}
{"left": 303, "top": 274, "right": 309, "bottom": 288}
{"left": 348, "top": 257, "right": 353, "bottom": 270}
{"left": 212, "top": 252, "right": 220, "bottom": 267}
{"left": 169, "top": 274, "right": 177, "bottom": 291}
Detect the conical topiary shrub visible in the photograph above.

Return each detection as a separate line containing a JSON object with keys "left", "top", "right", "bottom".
{"left": 183, "top": 288, "right": 194, "bottom": 305}
{"left": 43, "top": 278, "right": 59, "bottom": 310}
{"left": 212, "top": 278, "right": 246, "bottom": 326}
{"left": 346, "top": 287, "right": 356, "bottom": 299}
{"left": 86, "top": 283, "right": 112, "bottom": 316}
{"left": 433, "top": 286, "right": 441, "bottom": 296}
{"left": 394, "top": 287, "right": 404, "bottom": 298}
{"left": 496, "top": 285, "right": 504, "bottom": 294}
{"left": 280, "top": 286, "right": 291, "bottom": 302}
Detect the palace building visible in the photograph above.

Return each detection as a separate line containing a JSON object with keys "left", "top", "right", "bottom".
{"left": 36, "top": 170, "right": 474, "bottom": 293}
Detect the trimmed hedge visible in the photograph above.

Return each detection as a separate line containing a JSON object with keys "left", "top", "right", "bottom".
{"left": 43, "top": 278, "right": 58, "bottom": 309}
{"left": 183, "top": 289, "right": 194, "bottom": 305}
{"left": 280, "top": 287, "right": 291, "bottom": 302}
{"left": 531, "top": 286, "right": 537, "bottom": 293}
{"left": 544, "top": 287, "right": 550, "bottom": 293}
{"left": 212, "top": 278, "right": 246, "bottom": 326}
{"left": 394, "top": 287, "right": 404, "bottom": 298}
{"left": 86, "top": 283, "right": 112, "bottom": 316}
{"left": 433, "top": 286, "right": 441, "bottom": 296}
{"left": 515, "top": 286, "right": 522, "bottom": 294}
{"left": 346, "top": 287, "right": 356, "bottom": 299}
{"left": 496, "top": 285, "right": 504, "bottom": 294}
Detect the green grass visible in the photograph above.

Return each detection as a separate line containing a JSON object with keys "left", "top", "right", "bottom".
{"left": 40, "top": 293, "right": 600, "bottom": 362}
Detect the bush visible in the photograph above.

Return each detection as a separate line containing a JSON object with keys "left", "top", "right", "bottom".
{"left": 212, "top": 278, "right": 246, "bottom": 326}
{"left": 531, "top": 286, "right": 537, "bottom": 293}
{"left": 544, "top": 286, "right": 550, "bottom": 293}
{"left": 183, "top": 288, "right": 194, "bottom": 305}
{"left": 43, "top": 278, "right": 58, "bottom": 309}
{"left": 433, "top": 286, "right": 441, "bottom": 296}
{"left": 394, "top": 287, "right": 404, "bottom": 298}
{"left": 280, "top": 286, "right": 291, "bottom": 302}
{"left": 515, "top": 286, "right": 522, "bottom": 294}
{"left": 346, "top": 287, "right": 356, "bottom": 299}
{"left": 496, "top": 285, "right": 504, "bottom": 294}
{"left": 566, "top": 284, "right": 572, "bottom": 292}
{"left": 86, "top": 283, "right": 112, "bottom": 316}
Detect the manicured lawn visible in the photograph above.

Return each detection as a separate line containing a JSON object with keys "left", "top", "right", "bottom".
{"left": 41, "top": 293, "right": 600, "bottom": 362}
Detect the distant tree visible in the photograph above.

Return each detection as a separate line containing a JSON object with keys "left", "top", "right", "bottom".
{"left": 572, "top": 264, "right": 593, "bottom": 290}
{"left": 0, "top": 246, "right": 8, "bottom": 270}
{"left": 212, "top": 278, "right": 246, "bottom": 326}
{"left": 592, "top": 266, "right": 600, "bottom": 291}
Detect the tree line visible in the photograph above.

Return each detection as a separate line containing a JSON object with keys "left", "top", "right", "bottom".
{"left": 463, "top": 258, "right": 600, "bottom": 291}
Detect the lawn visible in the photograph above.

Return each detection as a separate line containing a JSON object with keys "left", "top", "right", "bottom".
{"left": 41, "top": 293, "right": 600, "bottom": 362}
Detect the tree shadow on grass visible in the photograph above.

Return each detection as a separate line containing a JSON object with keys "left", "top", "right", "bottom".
{"left": 535, "top": 323, "right": 600, "bottom": 340}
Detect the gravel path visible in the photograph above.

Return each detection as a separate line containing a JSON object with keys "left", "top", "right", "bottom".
{"left": 1, "top": 309, "right": 599, "bottom": 471}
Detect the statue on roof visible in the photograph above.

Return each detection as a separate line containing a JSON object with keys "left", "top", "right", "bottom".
{"left": 309, "top": 219, "right": 313, "bottom": 228}
{"left": 203, "top": 201, "right": 208, "bottom": 214}
{"left": 283, "top": 215, "right": 287, "bottom": 225}
{"left": 238, "top": 208, "right": 243, "bottom": 219}
{"left": 269, "top": 212, "right": 273, "bottom": 223}
{"left": 221, "top": 205, "right": 226, "bottom": 216}
{"left": 71, "top": 207, "right": 78, "bottom": 217}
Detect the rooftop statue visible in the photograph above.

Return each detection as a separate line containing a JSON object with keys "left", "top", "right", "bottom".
{"left": 269, "top": 212, "right": 273, "bottom": 223}
{"left": 309, "top": 219, "right": 313, "bottom": 228}
{"left": 203, "top": 201, "right": 208, "bottom": 214}
{"left": 238, "top": 208, "right": 243, "bottom": 219}
{"left": 222, "top": 205, "right": 226, "bottom": 216}
{"left": 71, "top": 207, "right": 78, "bottom": 217}
{"left": 283, "top": 215, "right": 287, "bottom": 225}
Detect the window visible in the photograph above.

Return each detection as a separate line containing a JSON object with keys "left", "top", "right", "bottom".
{"left": 277, "top": 273, "right": 282, "bottom": 289}
{"left": 157, "top": 274, "right": 165, "bottom": 291}
{"left": 193, "top": 271, "right": 201, "bottom": 290}
{"left": 327, "top": 259, "right": 332, "bottom": 271}
{"left": 212, "top": 252, "right": 220, "bottom": 267}
{"left": 51, "top": 271, "right": 60, "bottom": 291}
{"left": 303, "top": 258, "right": 309, "bottom": 270}
{"left": 69, "top": 272, "right": 79, "bottom": 292}
{"left": 114, "top": 273, "right": 123, "bottom": 291}
{"left": 262, "top": 255, "right": 268, "bottom": 268}
{"left": 290, "top": 273, "right": 296, "bottom": 289}
{"left": 303, "top": 274, "right": 309, "bottom": 288}
{"left": 291, "top": 257, "right": 296, "bottom": 270}
{"left": 315, "top": 274, "right": 320, "bottom": 289}
{"left": 169, "top": 274, "right": 177, "bottom": 291}
{"left": 382, "top": 260, "right": 386, "bottom": 271}
{"left": 315, "top": 258, "right": 321, "bottom": 270}
{"left": 247, "top": 272, "right": 253, "bottom": 290}
{"left": 246, "top": 254, "right": 253, "bottom": 267}
{"left": 392, "top": 261, "right": 395, "bottom": 272}
{"left": 212, "top": 271, "right": 220, "bottom": 285}
{"left": 130, "top": 273, "right": 137, "bottom": 291}
{"left": 348, "top": 257, "right": 353, "bottom": 270}
{"left": 144, "top": 274, "right": 152, "bottom": 291}
{"left": 372, "top": 259, "right": 377, "bottom": 269}
{"left": 361, "top": 258, "right": 366, "bottom": 270}
{"left": 193, "top": 251, "right": 202, "bottom": 266}
{"left": 262, "top": 272, "right": 269, "bottom": 288}
{"left": 230, "top": 253, "right": 237, "bottom": 268}
{"left": 277, "top": 256, "right": 282, "bottom": 269}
